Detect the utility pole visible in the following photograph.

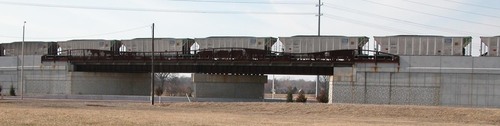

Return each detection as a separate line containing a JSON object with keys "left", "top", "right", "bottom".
{"left": 316, "top": 0, "right": 323, "bottom": 97}
{"left": 151, "top": 23, "right": 155, "bottom": 105}
{"left": 317, "top": 0, "right": 323, "bottom": 36}
{"left": 21, "top": 21, "right": 26, "bottom": 100}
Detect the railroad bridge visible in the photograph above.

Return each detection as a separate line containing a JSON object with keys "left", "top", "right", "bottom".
{"left": 40, "top": 48, "right": 399, "bottom": 99}
{"left": 42, "top": 49, "right": 398, "bottom": 74}
{"left": 3, "top": 35, "right": 500, "bottom": 107}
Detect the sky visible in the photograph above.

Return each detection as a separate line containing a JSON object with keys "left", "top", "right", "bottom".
{"left": 1, "top": 0, "right": 499, "bottom": 80}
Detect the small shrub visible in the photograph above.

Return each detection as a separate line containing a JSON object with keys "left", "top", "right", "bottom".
{"left": 155, "top": 87, "right": 164, "bottom": 104}
{"left": 0, "top": 85, "right": 3, "bottom": 99}
{"left": 9, "top": 84, "right": 15, "bottom": 96}
{"left": 154, "top": 87, "right": 164, "bottom": 96}
{"left": 295, "top": 89, "right": 307, "bottom": 103}
{"left": 185, "top": 87, "right": 193, "bottom": 97}
{"left": 286, "top": 92, "right": 293, "bottom": 102}
{"left": 286, "top": 86, "right": 294, "bottom": 102}
{"left": 316, "top": 89, "right": 328, "bottom": 103}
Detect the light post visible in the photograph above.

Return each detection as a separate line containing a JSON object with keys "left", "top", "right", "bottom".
{"left": 151, "top": 23, "right": 155, "bottom": 105}
{"left": 21, "top": 21, "right": 26, "bottom": 100}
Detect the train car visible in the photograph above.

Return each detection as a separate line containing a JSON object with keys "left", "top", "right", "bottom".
{"left": 194, "top": 36, "right": 277, "bottom": 51}
{"left": 279, "top": 35, "right": 369, "bottom": 53}
{"left": 58, "top": 39, "right": 118, "bottom": 51}
{"left": 0, "top": 41, "right": 58, "bottom": 56}
{"left": 375, "top": 35, "right": 472, "bottom": 56}
{"left": 480, "top": 36, "right": 500, "bottom": 56}
{"left": 196, "top": 48, "right": 270, "bottom": 60}
{"left": 57, "top": 39, "right": 120, "bottom": 56}
{"left": 121, "top": 38, "right": 194, "bottom": 54}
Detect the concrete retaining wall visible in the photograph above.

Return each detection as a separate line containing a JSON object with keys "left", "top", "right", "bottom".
{"left": 333, "top": 56, "right": 500, "bottom": 107}
{"left": 0, "top": 55, "right": 150, "bottom": 96}
{"left": 1, "top": 55, "right": 500, "bottom": 107}
{"left": 0, "top": 56, "right": 19, "bottom": 95}
{"left": 70, "top": 72, "right": 150, "bottom": 95}
{"left": 193, "top": 74, "right": 267, "bottom": 99}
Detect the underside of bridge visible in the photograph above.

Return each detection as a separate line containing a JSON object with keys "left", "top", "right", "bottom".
{"left": 193, "top": 74, "right": 267, "bottom": 99}
{"left": 70, "top": 63, "right": 342, "bottom": 75}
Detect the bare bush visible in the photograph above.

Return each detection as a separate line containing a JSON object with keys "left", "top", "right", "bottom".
{"left": 295, "top": 89, "right": 307, "bottom": 103}
{"left": 286, "top": 86, "right": 294, "bottom": 102}
{"left": 316, "top": 89, "right": 328, "bottom": 103}
{"left": 9, "top": 84, "right": 15, "bottom": 96}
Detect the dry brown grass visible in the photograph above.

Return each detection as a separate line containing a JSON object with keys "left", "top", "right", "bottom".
{"left": 0, "top": 99, "right": 499, "bottom": 126}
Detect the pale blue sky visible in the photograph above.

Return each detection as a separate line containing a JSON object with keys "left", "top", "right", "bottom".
{"left": 1, "top": 0, "right": 499, "bottom": 41}
{"left": 1, "top": 0, "right": 499, "bottom": 80}
{"left": 1, "top": 0, "right": 499, "bottom": 40}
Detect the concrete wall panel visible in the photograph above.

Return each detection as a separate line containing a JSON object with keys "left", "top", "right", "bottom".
{"left": 70, "top": 72, "right": 150, "bottom": 95}
{"left": 193, "top": 74, "right": 266, "bottom": 99}
{"left": 24, "top": 70, "right": 70, "bottom": 94}
{"left": 365, "top": 85, "right": 390, "bottom": 104}
{"left": 0, "top": 56, "right": 17, "bottom": 67}
{"left": 333, "top": 84, "right": 364, "bottom": 104}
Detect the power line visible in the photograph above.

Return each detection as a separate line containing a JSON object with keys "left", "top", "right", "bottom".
{"left": 442, "top": 0, "right": 500, "bottom": 11}
{"left": 323, "top": 4, "right": 479, "bottom": 35}
{"left": 0, "top": 24, "right": 150, "bottom": 40}
{"left": 402, "top": 0, "right": 500, "bottom": 19}
{"left": 49, "top": 25, "right": 151, "bottom": 39}
{"left": 360, "top": 0, "right": 500, "bottom": 28}
{"left": 163, "top": 0, "right": 313, "bottom": 5}
{"left": 323, "top": 15, "right": 419, "bottom": 34}
{"left": 0, "top": 1, "right": 314, "bottom": 15}
{"left": 0, "top": 35, "right": 18, "bottom": 39}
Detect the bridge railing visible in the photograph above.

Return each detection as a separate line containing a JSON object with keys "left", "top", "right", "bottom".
{"left": 41, "top": 48, "right": 399, "bottom": 64}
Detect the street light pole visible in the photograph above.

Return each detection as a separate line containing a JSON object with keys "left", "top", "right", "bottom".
{"left": 21, "top": 21, "right": 26, "bottom": 100}
{"left": 151, "top": 23, "right": 155, "bottom": 105}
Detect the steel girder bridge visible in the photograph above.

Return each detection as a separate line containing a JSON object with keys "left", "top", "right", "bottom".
{"left": 41, "top": 48, "right": 399, "bottom": 75}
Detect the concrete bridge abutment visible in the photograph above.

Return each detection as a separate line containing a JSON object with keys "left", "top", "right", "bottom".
{"left": 69, "top": 72, "right": 150, "bottom": 95}
{"left": 192, "top": 74, "right": 267, "bottom": 99}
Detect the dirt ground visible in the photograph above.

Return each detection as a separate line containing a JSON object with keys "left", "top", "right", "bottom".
{"left": 0, "top": 99, "right": 499, "bottom": 126}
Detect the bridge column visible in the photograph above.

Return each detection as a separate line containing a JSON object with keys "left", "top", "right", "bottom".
{"left": 328, "top": 75, "right": 334, "bottom": 104}
{"left": 192, "top": 74, "right": 267, "bottom": 99}
{"left": 329, "top": 67, "right": 356, "bottom": 104}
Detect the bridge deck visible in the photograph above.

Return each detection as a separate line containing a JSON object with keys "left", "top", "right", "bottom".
{"left": 42, "top": 49, "right": 399, "bottom": 75}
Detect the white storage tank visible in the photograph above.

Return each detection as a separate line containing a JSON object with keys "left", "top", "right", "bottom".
{"left": 194, "top": 36, "right": 277, "bottom": 51}
{"left": 375, "top": 35, "right": 471, "bottom": 56}
{"left": 279, "top": 35, "right": 369, "bottom": 53}
{"left": 480, "top": 36, "right": 500, "bottom": 56}
{"left": 121, "top": 38, "right": 194, "bottom": 53}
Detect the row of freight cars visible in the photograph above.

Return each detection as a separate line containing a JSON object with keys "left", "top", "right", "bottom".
{"left": 1, "top": 35, "right": 500, "bottom": 57}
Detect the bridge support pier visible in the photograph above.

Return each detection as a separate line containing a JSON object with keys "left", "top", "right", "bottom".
{"left": 328, "top": 67, "right": 355, "bottom": 104}
{"left": 69, "top": 72, "right": 150, "bottom": 95}
{"left": 192, "top": 74, "right": 267, "bottom": 99}
{"left": 328, "top": 75, "right": 334, "bottom": 104}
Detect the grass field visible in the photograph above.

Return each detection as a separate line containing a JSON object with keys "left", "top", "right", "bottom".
{"left": 0, "top": 99, "right": 499, "bottom": 125}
